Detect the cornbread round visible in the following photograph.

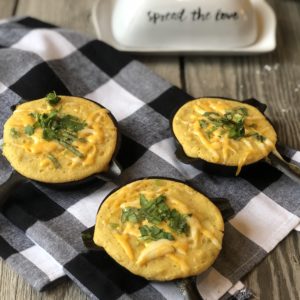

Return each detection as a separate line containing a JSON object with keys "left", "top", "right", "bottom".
{"left": 94, "top": 178, "right": 224, "bottom": 281}
{"left": 3, "top": 96, "right": 118, "bottom": 183}
{"left": 172, "top": 98, "right": 277, "bottom": 174}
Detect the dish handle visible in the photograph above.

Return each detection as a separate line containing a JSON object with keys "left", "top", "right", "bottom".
{"left": 265, "top": 152, "right": 300, "bottom": 185}
{"left": 95, "top": 159, "right": 122, "bottom": 182}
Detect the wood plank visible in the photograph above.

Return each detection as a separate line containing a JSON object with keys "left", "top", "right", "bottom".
{"left": 243, "top": 231, "right": 300, "bottom": 300}
{"left": 183, "top": 0, "right": 300, "bottom": 299}
{"left": 136, "top": 56, "right": 182, "bottom": 88}
{"left": 0, "top": 258, "right": 89, "bottom": 300}
{"left": 16, "top": 0, "right": 96, "bottom": 37}
{"left": 0, "top": 0, "right": 17, "bottom": 18}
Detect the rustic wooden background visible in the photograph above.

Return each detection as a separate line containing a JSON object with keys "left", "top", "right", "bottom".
{"left": 0, "top": 0, "right": 299, "bottom": 299}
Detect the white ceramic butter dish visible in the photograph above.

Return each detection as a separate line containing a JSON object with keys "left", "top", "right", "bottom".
{"left": 92, "top": 0, "right": 276, "bottom": 54}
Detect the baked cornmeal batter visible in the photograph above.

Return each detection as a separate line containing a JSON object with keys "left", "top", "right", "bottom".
{"left": 94, "top": 179, "right": 224, "bottom": 281}
{"left": 3, "top": 95, "right": 117, "bottom": 183}
{"left": 172, "top": 98, "right": 277, "bottom": 174}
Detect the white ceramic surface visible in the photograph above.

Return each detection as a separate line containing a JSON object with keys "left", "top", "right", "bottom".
{"left": 92, "top": 0, "right": 277, "bottom": 54}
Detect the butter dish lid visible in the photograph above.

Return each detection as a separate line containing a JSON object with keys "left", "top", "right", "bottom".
{"left": 92, "top": 0, "right": 277, "bottom": 54}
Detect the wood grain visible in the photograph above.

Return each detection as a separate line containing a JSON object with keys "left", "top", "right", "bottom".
{"left": 15, "top": 0, "right": 96, "bottom": 38}
{"left": 0, "top": 0, "right": 17, "bottom": 18}
{"left": 0, "top": 259, "right": 89, "bottom": 300}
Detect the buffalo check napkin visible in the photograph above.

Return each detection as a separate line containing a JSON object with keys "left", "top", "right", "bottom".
{"left": 0, "top": 17, "right": 299, "bottom": 300}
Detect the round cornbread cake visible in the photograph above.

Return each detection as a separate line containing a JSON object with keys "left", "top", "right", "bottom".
{"left": 172, "top": 98, "right": 277, "bottom": 174}
{"left": 3, "top": 94, "right": 118, "bottom": 183}
{"left": 94, "top": 178, "right": 224, "bottom": 281}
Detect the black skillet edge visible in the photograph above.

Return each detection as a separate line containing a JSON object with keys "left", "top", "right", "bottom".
{"left": 169, "top": 96, "right": 272, "bottom": 177}
{"left": 82, "top": 176, "right": 234, "bottom": 251}
{"left": 9, "top": 95, "right": 122, "bottom": 188}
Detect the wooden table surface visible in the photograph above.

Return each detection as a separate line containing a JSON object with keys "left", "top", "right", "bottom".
{"left": 0, "top": 0, "right": 299, "bottom": 299}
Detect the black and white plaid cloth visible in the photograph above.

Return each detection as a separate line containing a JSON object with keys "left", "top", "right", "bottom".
{"left": 0, "top": 17, "right": 299, "bottom": 300}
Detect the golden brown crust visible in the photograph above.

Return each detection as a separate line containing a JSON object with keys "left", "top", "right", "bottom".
{"left": 94, "top": 179, "right": 224, "bottom": 281}
{"left": 3, "top": 96, "right": 117, "bottom": 183}
{"left": 172, "top": 98, "right": 277, "bottom": 169}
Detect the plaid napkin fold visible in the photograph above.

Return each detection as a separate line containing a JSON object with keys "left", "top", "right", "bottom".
{"left": 0, "top": 17, "right": 299, "bottom": 300}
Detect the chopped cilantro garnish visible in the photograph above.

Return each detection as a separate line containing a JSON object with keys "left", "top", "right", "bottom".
{"left": 121, "top": 194, "right": 190, "bottom": 240}
{"left": 59, "top": 115, "right": 86, "bottom": 132}
{"left": 58, "top": 140, "right": 84, "bottom": 158}
{"left": 24, "top": 125, "right": 34, "bottom": 136}
{"left": 168, "top": 209, "right": 189, "bottom": 235}
{"left": 47, "top": 154, "right": 61, "bottom": 169}
{"left": 46, "top": 91, "right": 61, "bottom": 106}
{"left": 199, "top": 107, "right": 265, "bottom": 142}
{"left": 139, "top": 225, "right": 174, "bottom": 241}
{"left": 10, "top": 128, "right": 20, "bottom": 138}
{"left": 28, "top": 108, "right": 86, "bottom": 158}
{"left": 121, "top": 207, "right": 143, "bottom": 223}
{"left": 199, "top": 120, "right": 208, "bottom": 128}
{"left": 247, "top": 132, "right": 266, "bottom": 142}
{"left": 255, "top": 133, "right": 266, "bottom": 142}
{"left": 139, "top": 194, "right": 170, "bottom": 224}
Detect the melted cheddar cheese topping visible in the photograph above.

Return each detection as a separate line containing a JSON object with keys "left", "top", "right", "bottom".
{"left": 3, "top": 96, "right": 117, "bottom": 183}
{"left": 94, "top": 179, "right": 224, "bottom": 281}
{"left": 172, "top": 98, "right": 277, "bottom": 174}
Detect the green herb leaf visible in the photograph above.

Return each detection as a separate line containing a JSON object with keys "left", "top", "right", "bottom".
{"left": 168, "top": 209, "right": 190, "bottom": 235}
{"left": 139, "top": 225, "right": 174, "bottom": 241}
{"left": 247, "top": 132, "right": 266, "bottom": 142}
{"left": 203, "top": 112, "right": 221, "bottom": 119}
{"left": 47, "top": 154, "right": 61, "bottom": 169}
{"left": 58, "top": 140, "right": 84, "bottom": 158}
{"left": 59, "top": 115, "right": 86, "bottom": 132}
{"left": 43, "top": 128, "right": 57, "bottom": 140}
{"left": 121, "top": 194, "right": 191, "bottom": 238}
{"left": 46, "top": 91, "right": 61, "bottom": 106}
{"left": 199, "top": 120, "right": 208, "bottom": 128}
{"left": 205, "top": 125, "right": 218, "bottom": 139}
{"left": 110, "top": 223, "right": 119, "bottom": 229}
{"left": 10, "top": 128, "right": 20, "bottom": 138}
{"left": 28, "top": 109, "right": 86, "bottom": 157}
{"left": 201, "top": 107, "right": 250, "bottom": 140}
{"left": 255, "top": 133, "right": 266, "bottom": 142}
{"left": 121, "top": 207, "right": 143, "bottom": 223}
{"left": 140, "top": 194, "right": 170, "bottom": 225}
{"left": 24, "top": 125, "right": 35, "bottom": 136}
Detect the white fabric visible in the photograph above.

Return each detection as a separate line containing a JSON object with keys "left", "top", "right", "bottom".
{"left": 229, "top": 192, "right": 300, "bottom": 252}
{"left": 292, "top": 152, "right": 300, "bottom": 163}
{"left": 196, "top": 268, "right": 232, "bottom": 300}
{"left": 151, "top": 282, "right": 184, "bottom": 300}
{"left": 12, "top": 29, "right": 77, "bottom": 61}
{"left": 21, "top": 245, "right": 64, "bottom": 281}
{"left": 85, "top": 80, "right": 145, "bottom": 121}
{"left": 67, "top": 182, "right": 117, "bottom": 227}
{"left": 228, "top": 281, "right": 245, "bottom": 295}
{"left": 149, "top": 138, "right": 201, "bottom": 179}
{"left": 0, "top": 81, "right": 7, "bottom": 94}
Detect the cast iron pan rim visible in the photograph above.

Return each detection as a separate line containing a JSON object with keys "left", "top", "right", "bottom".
{"left": 96, "top": 176, "right": 219, "bottom": 213}
{"left": 87, "top": 175, "right": 227, "bottom": 299}
{"left": 8, "top": 95, "right": 122, "bottom": 187}
{"left": 169, "top": 96, "right": 275, "bottom": 171}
